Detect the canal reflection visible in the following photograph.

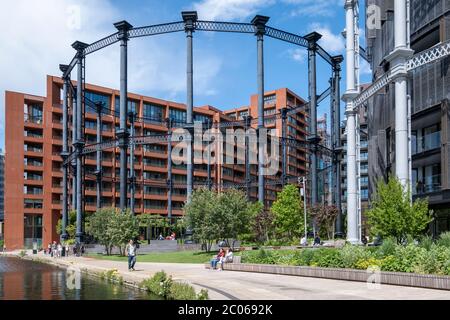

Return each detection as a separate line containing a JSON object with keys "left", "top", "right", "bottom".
{"left": 0, "top": 256, "right": 156, "bottom": 300}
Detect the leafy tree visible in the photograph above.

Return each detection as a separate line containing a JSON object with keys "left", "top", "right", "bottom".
{"left": 184, "top": 188, "right": 261, "bottom": 251}
{"left": 309, "top": 205, "right": 339, "bottom": 240}
{"left": 367, "top": 176, "right": 433, "bottom": 243}
{"left": 86, "top": 208, "right": 116, "bottom": 255}
{"left": 109, "top": 210, "right": 140, "bottom": 256}
{"left": 253, "top": 207, "right": 274, "bottom": 244}
{"left": 271, "top": 184, "right": 305, "bottom": 240}
{"left": 86, "top": 208, "right": 139, "bottom": 255}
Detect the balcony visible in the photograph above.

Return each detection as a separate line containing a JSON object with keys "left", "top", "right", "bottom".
{"left": 413, "top": 132, "right": 441, "bottom": 155}
{"left": 24, "top": 114, "right": 43, "bottom": 125}
{"left": 413, "top": 174, "right": 441, "bottom": 195}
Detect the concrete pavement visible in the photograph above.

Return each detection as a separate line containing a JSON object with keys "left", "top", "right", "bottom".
{"left": 20, "top": 252, "right": 450, "bottom": 300}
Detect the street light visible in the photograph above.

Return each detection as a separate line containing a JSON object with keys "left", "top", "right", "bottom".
{"left": 299, "top": 177, "right": 308, "bottom": 240}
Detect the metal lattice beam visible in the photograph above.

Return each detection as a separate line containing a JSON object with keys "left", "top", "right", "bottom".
{"left": 195, "top": 20, "right": 255, "bottom": 33}
{"left": 84, "top": 33, "right": 120, "bottom": 55}
{"left": 317, "top": 87, "right": 331, "bottom": 104}
{"left": 353, "top": 72, "right": 391, "bottom": 108}
{"left": 265, "top": 26, "right": 308, "bottom": 48}
{"left": 407, "top": 39, "right": 450, "bottom": 71}
{"left": 129, "top": 22, "right": 185, "bottom": 38}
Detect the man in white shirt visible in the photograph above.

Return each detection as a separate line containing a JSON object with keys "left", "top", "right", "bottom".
{"left": 126, "top": 240, "right": 137, "bottom": 271}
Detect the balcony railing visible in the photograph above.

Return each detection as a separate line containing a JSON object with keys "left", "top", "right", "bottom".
{"left": 24, "top": 114, "right": 43, "bottom": 124}
{"left": 414, "top": 174, "right": 441, "bottom": 195}
{"left": 413, "top": 132, "right": 441, "bottom": 155}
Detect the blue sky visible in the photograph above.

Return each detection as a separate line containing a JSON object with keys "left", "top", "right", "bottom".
{"left": 0, "top": 0, "right": 371, "bottom": 150}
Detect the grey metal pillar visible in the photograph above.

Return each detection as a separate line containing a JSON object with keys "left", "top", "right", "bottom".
{"left": 166, "top": 118, "right": 173, "bottom": 223}
{"left": 281, "top": 108, "right": 288, "bottom": 187}
{"left": 245, "top": 116, "right": 252, "bottom": 201}
{"left": 128, "top": 111, "right": 136, "bottom": 214}
{"left": 96, "top": 102, "right": 103, "bottom": 210}
{"left": 182, "top": 11, "right": 197, "bottom": 203}
{"left": 60, "top": 64, "right": 70, "bottom": 241}
{"left": 114, "top": 21, "right": 133, "bottom": 212}
{"left": 304, "top": 32, "right": 322, "bottom": 207}
{"left": 206, "top": 120, "right": 212, "bottom": 191}
{"left": 71, "top": 71, "right": 77, "bottom": 211}
{"left": 72, "top": 41, "right": 88, "bottom": 245}
{"left": 252, "top": 15, "right": 270, "bottom": 206}
{"left": 332, "top": 55, "right": 344, "bottom": 237}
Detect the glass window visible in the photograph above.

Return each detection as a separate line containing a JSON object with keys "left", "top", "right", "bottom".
{"left": 143, "top": 103, "right": 164, "bottom": 123}
{"left": 85, "top": 91, "right": 111, "bottom": 114}
{"left": 169, "top": 108, "right": 187, "bottom": 124}
{"left": 114, "top": 97, "right": 139, "bottom": 117}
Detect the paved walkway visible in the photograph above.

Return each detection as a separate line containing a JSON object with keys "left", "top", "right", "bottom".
{"left": 18, "top": 252, "right": 450, "bottom": 300}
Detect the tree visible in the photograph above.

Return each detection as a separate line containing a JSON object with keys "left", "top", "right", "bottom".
{"left": 109, "top": 211, "right": 140, "bottom": 256}
{"left": 271, "top": 184, "right": 305, "bottom": 240}
{"left": 86, "top": 208, "right": 116, "bottom": 255}
{"left": 309, "top": 205, "right": 339, "bottom": 240}
{"left": 367, "top": 176, "right": 433, "bottom": 243}
{"left": 253, "top": 208, "right": 274, "bottom": 244}
{"left": 86, "top": 208, "right": 139, "bottom": 255}
{"left": 184, "top": 188, "right": 261, "bottom": 251}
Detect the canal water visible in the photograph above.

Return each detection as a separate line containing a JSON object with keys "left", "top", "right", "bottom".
{"left": 0, "top": 256, "right": 157, "bottom": 300}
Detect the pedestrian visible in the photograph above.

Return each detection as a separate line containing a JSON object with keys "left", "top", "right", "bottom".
{"left": 48, "top": 243, "right": 52, "bottom": 256}
{"left": 51, "top": 241, "right": 57, "bottom": 257}
{"left": 65, "top": 244, "right": 70, "bottom": 257}
{"left": 313, "top": 234, "right": 321, "bottom": 246}
{"left": 57, "top": 243, "right": 62, "bottom": 258}
{"left": 126, "top": 239, "right": 137, "bottom": 271}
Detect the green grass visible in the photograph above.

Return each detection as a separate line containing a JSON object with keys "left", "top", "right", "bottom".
{"left": 86, "top": 250, "right": 215, "bottom": 264}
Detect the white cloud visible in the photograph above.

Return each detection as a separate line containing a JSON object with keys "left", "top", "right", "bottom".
{"left": 308, "top": 23, "right": 345, "bottom": 55}
{"left": 0, "top": 0, "right": 224, "bottom": 148}
{"left": 193, "top": 0, "right": 275, "bottom": 21}
{"left": 287, "top": 48, "right": 307, "bottom": 63}
{"left": 282, "top": 0, "right": 343, "bottom": 17}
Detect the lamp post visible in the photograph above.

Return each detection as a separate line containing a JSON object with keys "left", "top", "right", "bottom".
{"left": 299, "top": 177, "right": 308, "bottom": 239}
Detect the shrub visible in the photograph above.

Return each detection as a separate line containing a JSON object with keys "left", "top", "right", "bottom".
{"left": 437, "top": 232, "right": 450, "bottom": 248}
{"left": 375, "top": 237, "right": 397, "bottom": 258}
{"left": 141, "top": 271, "right": 208, "bottom": 300}
{"left": 339, "top": 245, "right": 370, "bottom": 269}
{"left": 355, "top": 257, "right": 385, "bottom": 270}
{"left": 168, "top": 282, "right": 197, "bottom": 300}
{"left": 295, "top": 249, "right": 315, "bottom": 266}
{"left": 310, "top": 249, "right": 343, "bottom": 268}
{"left": 0, "top": 240, "right": 4, "bottom": 249}
{"left": 418, "top": 235, "right": 434, "bottom": 251}
{"left": 19, "top": 250, "right": 27, "bottom": 257}
{"left": 413, "top": 244, "right": 450, "bottom": 275}
{"left": 100, "top": 269, "right": 123, "bottom": 284}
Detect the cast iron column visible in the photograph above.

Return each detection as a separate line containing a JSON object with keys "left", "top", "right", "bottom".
{"left": 166, "top": 118, "right": 173, "bottom": 223}
{"left": 128, "top": 111, "right": 136, "bottom": 214}
{"left": 72, "top": 41, "right": 88, "bottom": 246}
{"left": 206, "top": 119, "right": 212, "bottom": 191}
{"left": 182, "top": 11, "right": 197, "bottom": 203}
{"left": 281, "top": 108, "right": 288, "bottom": 187}
{"left": 60, "top": 64, "right": 70, "bottom": 241}
{"left": 304, "top": 32, "right": 322, "bottom": 207}
{"left": 245, "top": 115, "right": 252, "bottom": 201}
{"left": 96, "top": 102, "right": 103, "bottom": 210}
{"left": 252, "top": 15, "right": 270, "bottom": 206}
{"left": 332, "top": 55, "right": 344, "bottom": 237}
{"left": 114, "top": 20, "right": 133, "bottom": 211}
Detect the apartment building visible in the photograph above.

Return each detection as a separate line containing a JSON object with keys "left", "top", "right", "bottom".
{"left": 4, "top": 76, "right": 309, "bottom": 250}
{"left": 0, "top": 149, "right": 4, "bottom": 240}
{"left": 365, "top": 0, "right": 450, "bottom": 236}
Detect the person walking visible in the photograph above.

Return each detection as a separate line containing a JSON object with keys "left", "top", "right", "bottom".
{"left": 126, "top": 240, "right": 137, "bottom": 271}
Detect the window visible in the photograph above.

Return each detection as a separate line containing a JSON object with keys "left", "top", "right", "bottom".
{"left": 85, "top": 91, "right": 110, "bottom": 114}
{"left": 169, "top": 108, "right": 187, "bottom": 124}
{"left": 24, "top": 214, "right": 43, "bottom": 249}
{"left": 143, "top": 103, "right": 164, "bottom": 123}
{"left": 24, "top": 199, "right": 43, "bottom": 209}
{"left": 361, "top": 188, "right": 369, "bottom": 200}
{"left": 24, "top": 103, "right": 43, "bottom": 124}
{"left": 264, "top": 94, "right": 276, "bottom": 105}
{"left": 194, "top": 113, "right": 212, "bottom": 124}
{"left": 114, "top": 97, "right": 139, "bottom": 117}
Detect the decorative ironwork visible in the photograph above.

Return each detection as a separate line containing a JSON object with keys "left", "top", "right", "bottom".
{"left": 265, "top": 26, "right": 308, "bottom": 48}
{"left": 82, "top": 139, "right": 119, "bottom": 155}
{"left": 129, "top": 22, "right": 185, "bottom": 38}
{"left": 84, "top": 33, "right": 120, "bottom": 56}
{"left": 407, "top": 39, "right": 450, "bottom": 71}
{"left": 195, "top": 20, "right": 255, "bottom": 33}
{"left": 353, "top": 72, "right": 391, "bottom": 108}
